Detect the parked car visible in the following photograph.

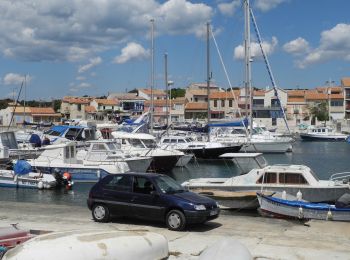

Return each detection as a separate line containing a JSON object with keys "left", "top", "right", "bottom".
{"left": 87, "top": 173, "right": 220, "bottom": 231}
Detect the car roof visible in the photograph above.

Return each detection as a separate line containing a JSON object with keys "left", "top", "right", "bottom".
{"left": 121, "top": 172, "right": 166, "bottom": 178}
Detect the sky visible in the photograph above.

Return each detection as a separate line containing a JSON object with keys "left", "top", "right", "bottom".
{"left": 1, "top": 0, "right": 350, "bottom": 100}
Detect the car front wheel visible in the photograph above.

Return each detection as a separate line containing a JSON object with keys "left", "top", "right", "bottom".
{"left": 166, "top": 209, "right": 186, "bottom": 231}
{"left": 92, "top": 204, "right": 110, "bottom": 222}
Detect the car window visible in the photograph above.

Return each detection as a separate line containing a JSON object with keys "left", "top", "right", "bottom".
{"left": 103, "top": 175, "right": 132, "bottom": 192}
{"left": 154, "top": 175, "right": 184, "bottom": 194}
{"left": 133, "top": 176, "right": 155, "bottom": 194}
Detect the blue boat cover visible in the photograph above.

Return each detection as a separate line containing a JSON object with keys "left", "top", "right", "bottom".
{"left": 261, "top": 193, "right": 350, "bottom": 212}
{"left": 13, "top": 160, "right": 32, "bottom": 175}
{"left": 208, "top": 118, "right": 249, "bottom": 128}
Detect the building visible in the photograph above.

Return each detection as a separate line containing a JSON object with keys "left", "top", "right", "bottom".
{"left": 0, "top": 105, "right": 61, "bottom": 126}
{"left": 209, "top": 91, "right": 241, "bottom": 119}
{"left": 132, "top": 89, "right": 167, "bottom": 100}
{"left": 169, "top": 97, "right": 186, "bottom": 122}
{"left": 341, "top": 78, "right": 350, "bottom": 119}
{"left": 107, "top": 93, "right": 145, "bottom": 115}
{"left": 90, "top": 99, "right": 120, "bottom": 112}
{"left": 60, "top": 96, "right": 92, "bottom": 120}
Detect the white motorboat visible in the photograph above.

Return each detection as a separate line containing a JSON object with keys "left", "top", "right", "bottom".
{"left": 27, "top": 142, "right": 130, "bottom": 182}
{"left": 76, "top": 140, "right": 152, "bottom": 172}
{"left": 182, "top": 153, "right": 350, "bottom": 208}
{"left": 159, "top": 135, "right": 242, "bottom": 159}
{"left": 212, "top": 127, "right": 293, "bottom": 153}
{"left": 0, "top": 160, "right": 57, "bottom": 189}
{"left": 111, "top": 132, "right": 186, "bottom": 173}
{"left": 300, "top": 126, "right": 349, "bottom": 141}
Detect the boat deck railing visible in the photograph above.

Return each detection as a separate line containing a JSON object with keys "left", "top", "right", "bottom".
{"left": 329, "top": 172, "right": 350, "bottom": 184}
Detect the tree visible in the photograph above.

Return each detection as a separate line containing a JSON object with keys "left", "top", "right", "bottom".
{"left": 308, "top": 101, "right": 329, "bottom": 124}
{"left": 168, "top": 88, "right": 185, "bottom": 99}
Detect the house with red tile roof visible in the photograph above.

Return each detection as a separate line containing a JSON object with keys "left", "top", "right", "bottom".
{"left": 0, "top": 105, "right": 61, "bottom": 126}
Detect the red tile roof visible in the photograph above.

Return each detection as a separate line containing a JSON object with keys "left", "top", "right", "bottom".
{"left": 94, "top": 99, "right": 118, "bottom": 106}
{"left": 30, "top": 107, "right": 56, "bottom": 114}
{"left": 139, "top": 89, "right": 166, "bottom": 96}
{"left": 85, "top": 106, "right": 97, "bottom": 113}
{"left": 209, "top": 91, "right": 239, "bottom": 99}
{"left": 305, "top": 93, "right": 328, "bottom": 100}
{"left": 341, "top": 77, "right": 350, "bottom": 87}
{"left": 185, "top": 102, "right": 208, "bottom": 110}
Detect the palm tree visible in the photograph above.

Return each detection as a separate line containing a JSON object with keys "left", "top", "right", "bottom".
{"left": 308, "top": 101, "right": 329, "bottom": 125}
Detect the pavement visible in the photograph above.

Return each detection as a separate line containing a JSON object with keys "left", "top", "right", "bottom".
{"left": 1, "top": 201, "right": 350, "bottom": 259}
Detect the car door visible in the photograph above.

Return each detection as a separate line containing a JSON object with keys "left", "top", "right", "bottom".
{"left": 100, "top": 174, "right": 133, "bottom": 217}
{"left": 130, "top": 176, "right": 165, "bottom": 220}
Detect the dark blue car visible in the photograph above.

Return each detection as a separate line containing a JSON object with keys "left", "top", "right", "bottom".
{"left": 87, "top": 173, "right": 220, "bottom": 231}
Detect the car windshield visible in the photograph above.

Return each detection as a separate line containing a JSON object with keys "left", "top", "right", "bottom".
{"left": 154, "top": 175, "right": 185, "bottom": 194}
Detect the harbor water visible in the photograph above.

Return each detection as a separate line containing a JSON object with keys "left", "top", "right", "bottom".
{"left": 0, "top": 140, "right": 349, "bottom": 207}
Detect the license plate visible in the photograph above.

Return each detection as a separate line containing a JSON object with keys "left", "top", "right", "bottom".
{"left": 210, "top": 209, "right": 218, "bottom": 216}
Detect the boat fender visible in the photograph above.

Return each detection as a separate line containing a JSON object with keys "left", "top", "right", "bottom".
{"left": 282, "top": 190, "right": 286, "bottom": 200}
{"left": 38, "top": 181, "right": 44, "bottom": 189}
{"left": 326, "top": 210, "right": 333, "bottom": 221}
{"left": 298, "top": 207, "right": 303, "bottom": 219}
{"left": 13, "top": 175, "right": 18, "bottom": 183}
{"left": 296, "top": 190, "right": 302, "bottom": 201}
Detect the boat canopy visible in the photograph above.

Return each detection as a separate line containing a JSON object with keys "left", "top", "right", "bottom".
{"left": 208, "top": 118, "right": 248, "bottom": 128}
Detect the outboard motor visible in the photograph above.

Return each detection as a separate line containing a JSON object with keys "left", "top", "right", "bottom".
{"left": 52, "top": 168, "right": 74, "bottom": 189}
{"left": 62, "top": 172, "right": 74, "bottom": 190}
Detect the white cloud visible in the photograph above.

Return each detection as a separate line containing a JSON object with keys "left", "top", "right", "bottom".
{"left": 3, "top": 73, "right": 32, "bottom": 85}
{"left": 114, "top": 42, "right": 150, "bottom": 64}
{"left": 0, "top": 0, "right": 213, "bottom": 62}
{"left": 283, "top": 37, "right": 310, "bottom": 55}
{"left": 78, "top": 57, "right": 102, "bottom": 73}
{"left": 69, "top": 82, "right": 92, "bottom": 92}
{"left": 218, "top": 0, "right": 241, "bottom": 17}
{"left": 76, "top": 76, "right": 86, "bottom": 81}
{"left": 234, "top": 36, "right": 278, "bottom": 60}
{"left": 254, "top": 0, "right": 287, "bottom": 12}
{"left": 296, "top": 23, "right": 350, "bottom": 68}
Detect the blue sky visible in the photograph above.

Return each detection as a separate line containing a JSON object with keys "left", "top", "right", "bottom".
{"left": 1, "top": 0, "right": 350, "bottom": 100}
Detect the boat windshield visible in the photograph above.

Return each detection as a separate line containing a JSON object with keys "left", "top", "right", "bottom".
{"left": 129, "top": 139, "right": 145, "bottom": 148}
{"left": 154, "top": 175, "right": 185, "bottom": 194}
{"left": 44, "top": 129, "right": 61, "bottom": 136}
{"left": 142, "top": 139, "right": 157, "bottom": 148}
{"left": 106, "top": 143, "right": 118, "bottom": 151}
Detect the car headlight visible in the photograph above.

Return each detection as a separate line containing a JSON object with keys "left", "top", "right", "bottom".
{"left": 194, "top": 204, "right": 206, "bottom": 211}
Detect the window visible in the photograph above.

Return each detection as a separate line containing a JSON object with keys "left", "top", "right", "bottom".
{"left": 229, "top": 100, "right": 233, "bottom": 107}
{"left": 194, "top": 97, "right": 198, "bottom": 102}
{"left": 272, "top": 117, "right": 277, "bottom": 126}
{"left": 103, "top": 175, "right": 132, "bottom": 192}
{"left": 257, "top": 172, "right": 277, "bottom": 184}
{"left": 279, "top": 173, "right": 308, "bottom": 185}
{"left": 214, "top": 100, "right": 217, "bottom": 107}
{"left": 330, "top": 100, "right": 343, "bottom": 107}
{"left": 92, "top": 144, "right": 107, "bottom": 151}
{"left": 162, "top": 139, "right": 170, "bottom": 143}
{"left": 170, "top": 139, "right": 177, "bottom": 143}
{"left": 221, "top": 100, "right": 225, "bottom": 107}
{"left": 178, "top": 139, "right": 185, "bottom": 143}
{"left": 77, "top": 104, "right": 81, "bottom": 111}
{"left": 133, "top": 176, "right": 155, "bottom": 194}
{"left": 70, "top": 146, "right": 75, "bottom": 158}
{"left": 65, "top": 146, "right": 70, "bottom": 159}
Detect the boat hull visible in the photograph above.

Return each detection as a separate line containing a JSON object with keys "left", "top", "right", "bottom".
{"left": 181, "top": 145, "right": 242, "bottom": 159}
{"left": 185, "top": 185, "right": 349, "bottom": 206}
{"left": 240, "top": 142, "right": 292, "bottom": 153}
{"left": 300, "top": 133, "right": 347, "bottom": 141}
{"left": 147, "top": 155, "right": 179, "bottom": 173}
{"left": 257, "top": 193, "right": 350, "bottom": 221}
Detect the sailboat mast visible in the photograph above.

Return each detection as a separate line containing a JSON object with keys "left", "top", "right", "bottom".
{"left": 164, "top": 53, "right": 169, "bottom": 126}
{"left": 150, "top": 19, "right": 155, "bottom": 134}
{"left": 206, "top": 22, "right": 211, "bottom": 132}
{"left": 244, "top": 0, "right": 252, "bottom": 138}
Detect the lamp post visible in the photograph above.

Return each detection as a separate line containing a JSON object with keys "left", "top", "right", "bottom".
{"left": 325, "top": 79, "right": 335, "bottom": 123}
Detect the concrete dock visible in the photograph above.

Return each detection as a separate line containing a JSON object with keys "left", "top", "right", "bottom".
{"left": 1, "top": 201, "right": 350, "bottom": 259}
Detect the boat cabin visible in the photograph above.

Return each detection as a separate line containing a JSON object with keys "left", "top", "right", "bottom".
{"left": 112, "top": 132, "right": 157, "bottom": 149}
{"left": 43, "top": 125, "right": 96, "bottom": 142}
{"left": 33, "top": 142, "right": 79, "bottom": 164}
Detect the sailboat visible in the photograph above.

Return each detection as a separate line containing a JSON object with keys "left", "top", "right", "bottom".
{"left": 210, "top": 0, "right": 293, "bottom": 153}
{"left": 160, "top": 23, "right": 242, "bottom": 159}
